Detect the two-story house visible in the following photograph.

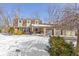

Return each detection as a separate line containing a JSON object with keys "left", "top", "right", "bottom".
{"left": 13, "top": 18, "right": 42, "bottom": 34}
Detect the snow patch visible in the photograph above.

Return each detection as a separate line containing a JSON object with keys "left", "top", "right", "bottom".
{"left": 0, "top": 34, "right": 49, "bottom": 56}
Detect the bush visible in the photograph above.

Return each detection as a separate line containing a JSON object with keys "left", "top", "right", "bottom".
{"left": 14, "top": 27, "right": 23, "bottom": 35}
{"left": 8, "top": 27, "right": 14, "bottom": 34}
{"left": 74, "top": 47, "right": 79, "bottom": 56}
{"left": 8, "top": 27, "right": 23, "bottom": 35}
{"left": 14, "top": 30, "right": 23, "bottom": 35}
{"left": 47, "top": 36, "right": 76, "bottom": 56}
{"left": 0, "top": 29, "right": 1, "bottom": 33}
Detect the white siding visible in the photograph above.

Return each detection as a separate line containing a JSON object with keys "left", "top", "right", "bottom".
{"left": 18, "top": 20, "right": 22, "bottom": 27}
{"left": 26, "top": 20, "right": 31, "bottom": 27}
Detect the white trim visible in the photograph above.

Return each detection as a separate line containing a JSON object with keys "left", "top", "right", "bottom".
{"left": 32, "top": 24, "right": 51, "bottom": 27}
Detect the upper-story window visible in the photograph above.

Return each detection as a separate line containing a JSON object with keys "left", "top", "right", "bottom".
{"left": 19, "top": 20, "right": 21, "bottom": 23}
{"left": 27, "top": 20, "right": 31, "bottom": 24}
{"left": 36, "top": 20, "right": 38, "bottom": 24}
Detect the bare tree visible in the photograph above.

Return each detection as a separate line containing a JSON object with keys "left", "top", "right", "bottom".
{"left": 58, "top": 4, "right": 79, "bottom": 47}
{"left": 31, "top": 10, "right": 40, "bottom": 20}
{"left": 47, "top": 4, "right": 63, "bottom": 25}
{"left": 0, "top": 7, "right": 9, "bottom": 29}
{"left": 48, "top": 4, "right": 79, "bottom": 47}
{"left": 11, "top": 8, "right": 20, "bottom": 27}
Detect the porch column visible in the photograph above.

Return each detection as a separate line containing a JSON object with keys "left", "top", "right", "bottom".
{"left": 31, "top": 26, "right": 33, "bottom": 32}
{"left": 53, "top": 28, "right": 56, "bottom": 36}
{"left": 44, "top": 28, "right": 46, "bottom": 36}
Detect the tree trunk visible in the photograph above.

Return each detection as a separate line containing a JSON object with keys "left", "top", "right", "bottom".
{"left": 77, "top": 29, "right": 79, "bottom": 47}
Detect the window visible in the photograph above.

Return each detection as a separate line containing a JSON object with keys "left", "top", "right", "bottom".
{"left": 19, "top": 20, "right": 21, "bottom": 23}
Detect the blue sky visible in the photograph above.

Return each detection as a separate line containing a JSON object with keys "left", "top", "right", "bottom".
{"left": 0, "top": 3, "right": 76, "bottom": 23}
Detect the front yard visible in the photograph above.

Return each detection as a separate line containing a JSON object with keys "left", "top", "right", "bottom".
{"left": 0, "top": 34, "right": 49, "bottom": 56}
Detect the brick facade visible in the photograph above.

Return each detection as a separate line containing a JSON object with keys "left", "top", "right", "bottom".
{"left": 13, "top": 18, "right": 42, "bottom": 34}
{"left": 22, "top": 19, "right": 27, "bottom": 27}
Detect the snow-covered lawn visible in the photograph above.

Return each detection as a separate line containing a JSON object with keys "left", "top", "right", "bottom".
{"left": 0, "top": 34, "right": 50, "bottom": 56}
